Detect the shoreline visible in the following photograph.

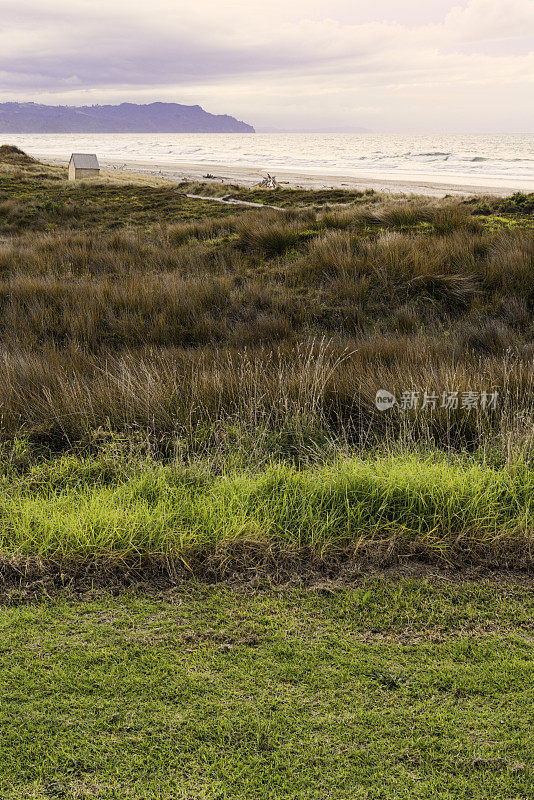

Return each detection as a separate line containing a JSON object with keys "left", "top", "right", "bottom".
{"left": 100, "top": 158, "right": 531, "bottom": 197}
{"left": 43, "top": 154, "right": 530, "bottom": 197}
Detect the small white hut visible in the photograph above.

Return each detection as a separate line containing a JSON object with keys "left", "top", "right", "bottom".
{"left": 68, "top": 153, "right": 100, "bottom": 181}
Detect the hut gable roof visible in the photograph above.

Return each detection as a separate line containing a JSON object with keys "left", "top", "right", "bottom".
{"left": 69, "top": 153, "right": 99, "bottom": 170}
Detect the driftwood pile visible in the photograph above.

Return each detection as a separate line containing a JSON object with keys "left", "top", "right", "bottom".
{"left": 255, "top": 174, "right": 280, "bottom": 189}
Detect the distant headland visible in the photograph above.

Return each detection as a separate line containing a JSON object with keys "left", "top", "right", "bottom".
{"left": 0, "top": 102, "right": 255, "bottom": 133}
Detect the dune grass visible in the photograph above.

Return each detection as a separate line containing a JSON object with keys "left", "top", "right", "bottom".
{"left": 0, "top": 152, "right": 533, "bottom": 569}
{"left": 0, "top": 156, "right": 533, "bottom": 457}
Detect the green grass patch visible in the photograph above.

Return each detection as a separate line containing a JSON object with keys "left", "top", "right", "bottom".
{"left": 478, "top": 214, "right": 534, "bottom": 232}
{"left": 0, "top": 172, "right": 244, "bottom": 233}
{"left": 1, "top": 581, "right": 534, "bottom": 798}
{"left": 1, "top": 453, "right": 533, "bottom": 566}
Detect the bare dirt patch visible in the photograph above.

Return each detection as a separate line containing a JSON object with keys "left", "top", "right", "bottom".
{"left": 2, "top": 547, "right": 534, "bottom": 605}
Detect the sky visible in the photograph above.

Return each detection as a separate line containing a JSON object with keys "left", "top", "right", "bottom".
{"left": 0, "top": 0, "right": 533, "bottom": 132}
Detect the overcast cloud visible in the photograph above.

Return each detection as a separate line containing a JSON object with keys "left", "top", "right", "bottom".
{"left": 0, "top": 0, "right": 533, "bottom": 131}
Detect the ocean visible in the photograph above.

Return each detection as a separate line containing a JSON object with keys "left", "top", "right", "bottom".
{"left": 5, "top": 132, "right": 534, "bottom": 190}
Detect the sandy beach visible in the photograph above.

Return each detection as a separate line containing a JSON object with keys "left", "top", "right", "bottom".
{"left": 100, "top": 158, "right": 527, "bottom": 197}
{"left": 38, "top": 154, "right": 529, "bottom": 197}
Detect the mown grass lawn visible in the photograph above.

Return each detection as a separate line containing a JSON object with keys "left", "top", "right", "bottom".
{"left": 1, "top": 580, "right": 533, "bottom": 799}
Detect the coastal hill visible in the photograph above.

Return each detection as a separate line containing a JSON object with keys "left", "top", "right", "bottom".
{"left": 0, "top": 102, "right": 255, "bottom": 133}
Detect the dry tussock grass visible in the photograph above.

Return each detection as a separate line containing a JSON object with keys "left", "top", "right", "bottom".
{"left": 1, "top": 340, "right": 532, "bottom": 463}
{"left": 0, "top": 183, "right": 532, "bottom": 456}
